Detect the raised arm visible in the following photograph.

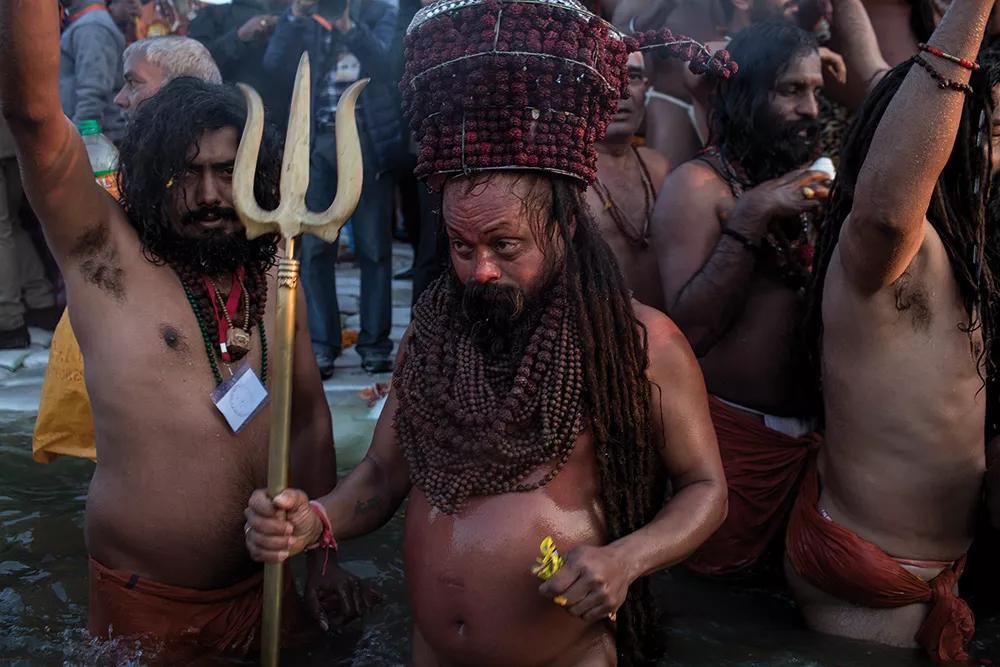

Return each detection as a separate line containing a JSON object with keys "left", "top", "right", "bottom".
{"left": 824, "top": 0, "right": 890, "bottom": 108}
{"left": 840, "top": 0, "right": 994, "bottom": 294}
{"left": 0, "top": 0, "right": 114, "bottom": 264}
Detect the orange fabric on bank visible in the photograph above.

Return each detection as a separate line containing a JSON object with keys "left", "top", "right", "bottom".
{"left": 785, "top": 462, "right": 974, "bottom": 664}
{"left": 685, "top": 396, "right": 820, "bottom": 576}
{"left": 89, "top": 558, "right": 312, "bottom": 658}
{"left": 32, "top": 310, "right": 96, "bottom": 463}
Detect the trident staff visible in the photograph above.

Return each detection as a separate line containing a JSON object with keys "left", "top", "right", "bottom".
{"left": 232, "top": 52, "right": 367, "bottom": 667}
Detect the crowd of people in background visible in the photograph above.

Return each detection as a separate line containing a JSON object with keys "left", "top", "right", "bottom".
{"left": 1, "top": 0, "right": 437, "bottom": 366}
{"left": 7, "top": 0, "right": 1000, "bottom": 664}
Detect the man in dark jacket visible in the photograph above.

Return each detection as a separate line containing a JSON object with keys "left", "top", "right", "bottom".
{"left": 187, "top": 0, "right": 292, "bottom": 124}
{"left": 264, "top": 0, "right": 401, "bottom": 377}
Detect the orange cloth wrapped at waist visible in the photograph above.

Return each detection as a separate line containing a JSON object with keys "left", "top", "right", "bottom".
{"left": 686, "top": 396, "right": 820, "bottom": 576}
{"left": 88, "top": 557, "right": 310, "bottom": 658}
{"left": 32, "top": 310, "right": 96, "bottom": 463}
{"left": 785, "top": 462, "right": 974, "bottom": 664}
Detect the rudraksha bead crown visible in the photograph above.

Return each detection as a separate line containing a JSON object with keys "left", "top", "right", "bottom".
{"left": 402, "top": 0, "right": 738, "bottom": 187}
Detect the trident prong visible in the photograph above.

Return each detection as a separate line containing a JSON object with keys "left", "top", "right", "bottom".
{"left": 231, "top": 51, "right": 368, "bottom": 667}
{"left": 233, "top": 51, "right": 367, "bottom": 242}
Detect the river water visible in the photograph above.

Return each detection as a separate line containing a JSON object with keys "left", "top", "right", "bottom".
{"left": 3, "top": 406, "right": 1000, "bottom": 666}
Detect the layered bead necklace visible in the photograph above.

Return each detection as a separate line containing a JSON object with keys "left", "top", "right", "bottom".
{"left": 176, "top": 266, "right": 269, "bottom": 386}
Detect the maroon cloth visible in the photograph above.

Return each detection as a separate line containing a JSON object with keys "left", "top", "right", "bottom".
{"left": 88, "top": 558, "right": 312, "bottom": 659}
{"left": 686, "top": 396, "right": 819, "bottom": 576}
{"left": 786, "top": 463, "right": 975, "bottom": 664}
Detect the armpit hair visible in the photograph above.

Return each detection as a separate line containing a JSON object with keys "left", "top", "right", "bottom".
{"left": 893, "top": 272, "right": 931, "bottom": 332}
{"left": 70, "top": 223, "right": 125, "bottom": 301}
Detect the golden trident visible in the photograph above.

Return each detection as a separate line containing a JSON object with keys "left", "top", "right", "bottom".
{"left": 232, "top": 52, "right": 368, "bottom": 667}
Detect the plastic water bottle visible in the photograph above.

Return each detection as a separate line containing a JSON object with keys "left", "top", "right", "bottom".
{"left": 77, "top": 119, "right": 119, "bottom": 200}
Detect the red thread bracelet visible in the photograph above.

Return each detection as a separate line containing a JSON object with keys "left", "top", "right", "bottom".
{"left": 918, "top": 43, "right": 979, "bottom": 71}
{"left": 307, "top": 500, "right": 338, "bottom": 575}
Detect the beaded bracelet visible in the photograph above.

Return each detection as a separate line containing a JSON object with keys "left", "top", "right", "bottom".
{"left": 918, "top": 43, "right": 979, "bottom": 72}
{"left": 913, "top": 55, "right": 973, "bottom": 95}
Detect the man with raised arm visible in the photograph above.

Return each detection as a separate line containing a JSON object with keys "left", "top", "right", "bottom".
{"left": 787, "top": 1, "right": 998, "bottom": 662}
{"left": 0, "top": 1, "right": 374, "bottom": 658}
{"left": 244, "top": 1, "right": 732, "bottom": 665}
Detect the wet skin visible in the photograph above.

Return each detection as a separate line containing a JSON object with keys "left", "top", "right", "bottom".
{"left": 652, "top": 53, "right": 825, "bottom": 416}
{"left": 49, "top": 126, "right": 333, "bottom": 590}
{"left": 787, "top": 0, "right": 994, "bottom": 646}
{"left": 0, "top": 8, "right": 364, "bottom": 637}
{"left": 244, "top": 173, "right": 728, "bottom": 666}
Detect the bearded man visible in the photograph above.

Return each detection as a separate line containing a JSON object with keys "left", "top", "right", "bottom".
{"left": 788, "top": 0, "right": 997, "bottom": 661}
{"left": 243, "top": 1, "right": 731, "bottom": 665}
{"left": 34, "top": 39, "right": 222, "bottom": 465}
{"left": 1, "top": 3, "right": 376, "bottom": 657}
{"left": 587, "top": 51, "right": 669, "bottom": 307}
{"left": 613, "top": 0, "right": 885, "bottom": 164}
{"left": 652, "top": 21, "right": 828, "bottom": 577}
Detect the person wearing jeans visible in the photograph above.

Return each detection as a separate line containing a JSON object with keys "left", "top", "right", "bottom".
{"left": 302, "top": 130, "right": 395, "bottom": 375}
{"left": 264, "top": 0, "right": 401, "bottom": 376}
{"left": 0, "top": 119, "right": 56, "bottom": 348}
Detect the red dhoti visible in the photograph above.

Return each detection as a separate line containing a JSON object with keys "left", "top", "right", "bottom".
{"left": 785, "top": 463, "right": 974, "bottom": 664}
{"left": 686, "top": 396, "right": 820, "bottom": 576}
{"left": 88, "top": 558, "right": 312, "bottom": 659}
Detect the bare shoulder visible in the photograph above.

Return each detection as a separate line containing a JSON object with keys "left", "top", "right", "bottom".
{"left": 655, "top": 159, "right": 730, "bottom": 226}
{"left": 631, "top": 300, "right": 698, "bottom": 375}
{"left": 660, "top": 158, "right": 726, "bottom": 197}
{"left": 637, "top": 146, "right": 670, "bottom": 191}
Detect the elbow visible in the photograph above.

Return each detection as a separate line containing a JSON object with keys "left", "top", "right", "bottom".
{"left": 2, "top": 102, "right": 52, "bottom": 131}
{"left": 708, "top": 480, "right": 729, "bottom": 533}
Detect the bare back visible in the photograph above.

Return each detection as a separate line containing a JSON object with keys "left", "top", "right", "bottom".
{"left": 821, "top": 221, "right": 984, "bottom": 560}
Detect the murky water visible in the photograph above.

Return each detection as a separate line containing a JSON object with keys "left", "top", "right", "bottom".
{"left": 3, "top": 406, "right": 1000, "bottom": 666}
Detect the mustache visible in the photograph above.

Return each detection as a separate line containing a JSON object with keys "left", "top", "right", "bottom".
{"left": 778, "top": 117, "right": 821, "bottom": 142}
{"left": 461, "top": 280, "right": 526, "bottom": 324}
{"left": 182, "top": 205, "right": 239, "bottom": 225}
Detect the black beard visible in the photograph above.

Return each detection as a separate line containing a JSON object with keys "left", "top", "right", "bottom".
{"left": 142, "top": 207, "right": 277, "bottom": 276}
{"left": 728, "top": 116, "right": 821, "bottom": 184}
{"left": 456, "top": 276, "right": 546, "bottom": 358}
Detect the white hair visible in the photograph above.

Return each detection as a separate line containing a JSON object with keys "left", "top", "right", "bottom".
{"left": 123, "top": 36, "right": 223, "bottom": 85}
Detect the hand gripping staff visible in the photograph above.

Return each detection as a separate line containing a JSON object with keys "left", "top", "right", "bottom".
{"left": 232, "top": 52, "right": 367, "bottom": 667}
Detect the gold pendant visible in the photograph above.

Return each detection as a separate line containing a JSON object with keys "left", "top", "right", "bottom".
{"left": 226, "top": 327, "right": 252, "bottom": 356}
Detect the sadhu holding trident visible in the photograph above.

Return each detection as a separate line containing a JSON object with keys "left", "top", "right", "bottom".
{"left": 0, "top": 0, "right": 378, "bottom": 660}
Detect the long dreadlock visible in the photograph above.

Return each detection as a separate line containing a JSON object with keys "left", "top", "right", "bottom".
{"left": 548, "top": 177, "right": 664, "bottom": 666}
{"left": 430, "top": 172, "right": 664, "bottom": 663}
{"left": 807, "top": 54, "right": 1000, "bottom": 427}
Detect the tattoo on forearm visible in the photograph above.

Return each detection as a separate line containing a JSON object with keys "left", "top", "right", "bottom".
{"left": 354, "top": 497, "right": 382, "bottom": 517}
